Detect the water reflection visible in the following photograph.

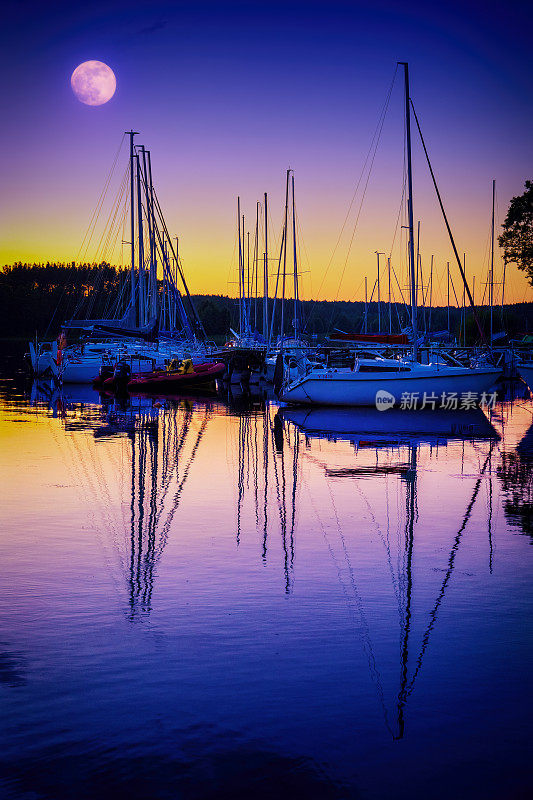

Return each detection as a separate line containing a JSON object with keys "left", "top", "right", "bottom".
{"left": 0, "top": 648, "right": 26, "bottom": 687}
{"left": 4, "top": 379, "right": 532, "bottom": 759}
{"left": 281, "top": 405, "right": 499, "bottom": 446}
{"left": 3, "top": 742, "right": 348, "bottom": 800}
{"left": 280, "top": 405, "right": 501, "bottom": 739}
{"left": 497, "top": 420, "right": 533, "bottom": 541}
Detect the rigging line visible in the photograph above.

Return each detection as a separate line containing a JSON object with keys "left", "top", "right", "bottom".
{"left": 253, "top": 415, "right": 260, "bottom": 530}
{"left": 149, "top": 185, "right": 205, "bottom": 335}
{"left": 288, "top": 428, "right": 300, "bottom": 570}
{"left": 86, "top": 181, "right": 129, "bottom": 317}
{"left": 332, "top": 86, "right": 395, "bottom": 308}
{"left": 304, "top": 479, "right": 395, "bottom": 738}
{"left": 154, "top": 413, "right": 210, "bottom": 560}
{"left": 346, "top": 460, "right": 402, "bottom": 614}
{"left": 153, "top": 407, "right": 194, "bottom": 525}
{"left": 302, "top": 442, "right": 403, "bottom": 615}
{"left": 409, "top": 100, "right": 486, "bottom": 344}
{"left": 236, "top": 414, "right": 246, "bottom": 546}
{"left": 262, "top": 406, "right": 270, "bottom": 563}
{"left": 279, "top": 416, "right": 292, "bottom": 592}
{"left": 402, "top": 443, "right": 496, "bottom": 699}
{"left": 388, "top": 168, "right": 408, "bottom": 260}
{"left": 225, "top": 235, "right": 238, "bottom": 297}
{"left": 269, "top": 416, "right": 291, "bottom": 593}
{"left": 44, "top": 413, "right": 126, "bottom": 601}
{"left": 96, "top": 170, "right": 129, "bottom": 264}
{"left": 106, "top": 204, "right": 130, "bottom": 319}
{"left": 134, "top": 160, "right": 197, "bottom": 331}
{"left": 43, "top": 262, "right": 79, "bottom": 338}
{"left": 79, "top": 162, "right": 127, "bottom": 266}
{"left": 390, "top": 261, "right": 408, "bottom": 309}
{"left": 313, "top": 65, "right": 399, "bottom": 303}
{"left": 69, "top": 169, "right": 129, "bottom": 321}
{"left": 294, "top": 209, "right": 332, "bottom": 332}
{"left": 76, "top": 134, "right": 126, "bottom": 262}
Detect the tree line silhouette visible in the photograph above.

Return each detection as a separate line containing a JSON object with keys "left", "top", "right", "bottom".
{"left": 1, "top": 262, "right": 531, "bottom": 342}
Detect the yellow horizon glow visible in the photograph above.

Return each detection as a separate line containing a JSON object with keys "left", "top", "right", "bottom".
{"left": 1, "top": 241, "right": 531, "bottom": 307}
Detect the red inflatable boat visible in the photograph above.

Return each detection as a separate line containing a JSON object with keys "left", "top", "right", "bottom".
{"left": 127, "top": 361, "right": 225, "bottom": 392}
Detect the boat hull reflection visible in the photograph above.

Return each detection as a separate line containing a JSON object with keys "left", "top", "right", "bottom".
{"left": 281, "top": 405, "right": 499, "bottom": 445}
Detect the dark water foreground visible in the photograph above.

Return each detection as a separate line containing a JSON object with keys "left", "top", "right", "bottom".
{"left": 0, "top": 370, "right": 532, "bottom": 799}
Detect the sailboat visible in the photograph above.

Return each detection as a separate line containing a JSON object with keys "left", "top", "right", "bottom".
{"left": 262, "top": 170, "right": 312, "bottom": 382}
{"left": 280, "top": 64, "right": 501, "bottom": 407}
{"left": 29, "top": 132, "right": 211, "bottom": 384}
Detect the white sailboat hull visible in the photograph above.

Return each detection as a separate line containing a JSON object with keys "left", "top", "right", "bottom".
{"left": 28, "top": 342, "right": 59, "bottom": 378}
{"left": 61, "top": 360, "right": 103, "bottom": 383}
{"left": 281, "top": 365, "right": 501, "bottom": 407}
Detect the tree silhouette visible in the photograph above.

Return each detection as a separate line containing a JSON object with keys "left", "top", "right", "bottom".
{"left": 498, "top": 180, "right": 533, "bottom": 286}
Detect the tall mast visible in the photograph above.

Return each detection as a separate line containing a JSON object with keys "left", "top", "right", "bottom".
{"left": 237, "top": 197, "right": 243, "bottom": 336}
{"left": 135, "top": 154, "right": 145, "bottom": 326}
{"left": 399, "top": 63, "right": 418, "bottom": 359}
{"left": 462, "top": 254, "right": 466, "bottom": 346}
{"left": 247, "top": 229, "right": 250, "bottom": 313}
{"left": 490, "top": 179, "right": 495, "bottom": 343}
{"left": 280, "top": 168, "right": 290, "bottom": 346}
{"left": 292, "top": 174, "right": 299, "bottom": 339}
{"left": 428, "top": 254, "right": 433, "bottom": 332}
{"left": 146, "top": 150, "right": 157, "bottom": 320}
{"left": 388, "top": 257, "right": 392, "bottom": 334}
{"left": 140, "top": 146, "right": 155, "bottom": 319}
{"left": 254, "top": 202, "right": 259, "bottom": 331}
{"left": 174, "top": 236, "right": 179, "bottom": 330}
{"left": 364, "top": 277, "right": 368, "bottom": 334}
{"left": 263, "top": 193, "right": 268, "bottom": 339}
{"left": 242, "top": 214, "right": 247, "bottom": 333}
{"left": 447, "top": 262, "right": 450, "bottom": 335}
{"left": 127, "top": 130, "right": 138, "bottom": 320}
{"left": 376, "top": 251, "right": 384, "bottom": 333}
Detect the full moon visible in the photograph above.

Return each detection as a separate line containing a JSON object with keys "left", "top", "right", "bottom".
{"left": 71, "top": 61, "right": 116, "bottom": 106}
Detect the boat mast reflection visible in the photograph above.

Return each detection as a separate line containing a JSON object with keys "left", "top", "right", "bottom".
{"left": 233, "top": 400, "right": 298, "bottom": 593}
{"left": 282, "top": 405, "right": 500, "bottom": 739}
{"left": 126, "top": 400, "right": 211, "bottom": 618}
{"left": 26, "top": 383, "right": 216, "bottom": 619}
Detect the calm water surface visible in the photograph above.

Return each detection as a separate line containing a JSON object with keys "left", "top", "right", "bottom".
{"left": 0, "top": 365, "right": 532, "bottom": 799}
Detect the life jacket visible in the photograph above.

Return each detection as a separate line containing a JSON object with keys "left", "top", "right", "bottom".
{"left": 179, "top": 358, "right": 194, "bottom": 374}
{"left": 167, "top": 359, "right": 181, "bottom": 373}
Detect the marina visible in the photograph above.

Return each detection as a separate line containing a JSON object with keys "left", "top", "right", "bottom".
{"left": 2, "top": 1, "right": 533, "bottom": 796}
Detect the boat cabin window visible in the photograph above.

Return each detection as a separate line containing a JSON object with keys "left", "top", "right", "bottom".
{"left": 358, "top": 364, "right": 411, "bottom": 372}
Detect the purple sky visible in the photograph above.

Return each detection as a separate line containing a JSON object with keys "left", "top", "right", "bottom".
{"left": 1, "top": 0, "right": 532, "bottom": 303}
